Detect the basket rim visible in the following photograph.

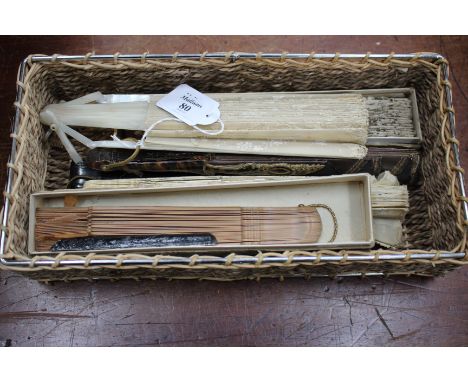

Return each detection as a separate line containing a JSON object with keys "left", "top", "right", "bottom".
{"left": 1, "top": 51, "right": 467, "bottom": 272}
{"left": 24, "top": 52, "right": 446, "bottom": 63}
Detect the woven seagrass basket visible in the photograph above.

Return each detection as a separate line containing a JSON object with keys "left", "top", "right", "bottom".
{"left": 1, "top": 52, "right": 467, "bottom": 282}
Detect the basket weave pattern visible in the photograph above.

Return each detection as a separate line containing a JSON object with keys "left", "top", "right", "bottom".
{"left": 1, "top": 52, "right": 467, "bottom": 281}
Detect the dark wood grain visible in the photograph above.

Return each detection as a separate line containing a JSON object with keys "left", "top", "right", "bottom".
{"left": 0, "top": 36, "right": 467, "bottom": 346}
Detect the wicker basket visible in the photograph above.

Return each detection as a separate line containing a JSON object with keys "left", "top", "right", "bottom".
{"left": 1, "top": 52, "right": 467, "bottom": 282}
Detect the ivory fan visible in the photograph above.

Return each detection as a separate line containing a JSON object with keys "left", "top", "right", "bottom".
{"left": 39, "top": 91, "right": 369, "bottom": 163}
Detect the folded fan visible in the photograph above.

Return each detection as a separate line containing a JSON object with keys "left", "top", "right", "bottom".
{"left": 80, "top": 173, "right": 408, "bottom": 248}
{"left": 39, "top": 91, "right": 369, "bottom": 161}
{"left": 147, "top": 92, "right": 369, "bottom": 143}
{"left": 35, "top": 206, "right": 323, "bottom": 251}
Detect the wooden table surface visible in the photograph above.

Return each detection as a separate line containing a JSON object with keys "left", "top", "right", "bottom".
{"left": 0, "top": 36, "right": 467, "bottom": 346}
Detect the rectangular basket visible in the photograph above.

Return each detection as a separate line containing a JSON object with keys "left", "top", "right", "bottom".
{"left": 1, "top": 52, "right": 467, "bottom": 282}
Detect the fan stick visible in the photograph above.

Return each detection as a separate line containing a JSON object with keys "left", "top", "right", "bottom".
{"left": 35, "top": 206, "right": 322, "bottom": 251}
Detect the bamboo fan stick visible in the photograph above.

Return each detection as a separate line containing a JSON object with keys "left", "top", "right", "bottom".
{"left": 35, "top": 206, "right": 322, "bottom": 251}
{"left": 79, "top": 173, "right": 410, "bottom": 247}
